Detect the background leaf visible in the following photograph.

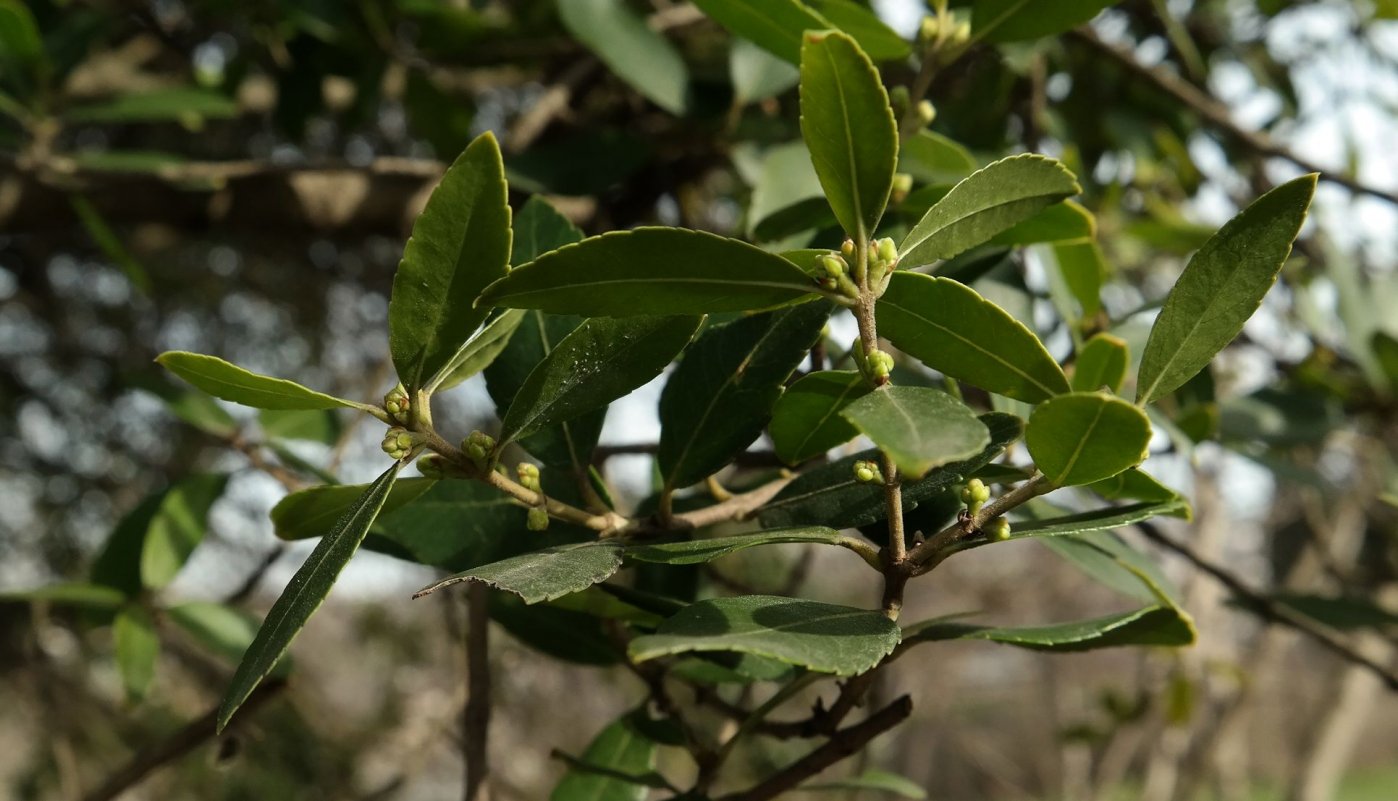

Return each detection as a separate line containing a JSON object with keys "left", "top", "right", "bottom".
{"left": 550, "top": 711, "right": 663, "bottom": 801}
{"left": 1072, "top": 333, "right": 1129, "bottom": 393}
{"left": 259, "top": 408, "right": 341, "bottom": 444}
{"left": 1027, "top": 392, "right": 1151, "bottom": 486}
{"left": 430, "top": 309, "right": 526, "bottom": 392}
{"left": 692, "top": 0, "right": 829, "bottom": 64}
{"left": 114, "top": 606, "right": 160, "bottom": 703}
{"left": 805, "top": 0, "right": 911, "bottom": 61}
{"left": 157, "top": 352, "right": 360, "bottom": 411}
{"left": 840, "top": 386, "right": 990, "bottom": 478}
{"left": 168, "top": 602, "right": 291, "bottom": 677}
{"left": 903, "top": 606, "right": 1193, "bottom": 652}
{"left": 414, "top": 543, "right": 625, "bottom": 604}
{"left": 558, "top": 0, "right": 689, "bottom": 115}
{"left": 770, "top": 369, "right": 872, "bottom": 464}
{"left": 806, "top": 769, "right": 927, "bottom": 798}
{"left": 625, "top": 527, "right": 845, "bottom": 565}
{"left": 972, "top": 0, "right": 1118, "bottom": 43}
{"left": 140, "top": 473, "right": 228, "bottom": 591}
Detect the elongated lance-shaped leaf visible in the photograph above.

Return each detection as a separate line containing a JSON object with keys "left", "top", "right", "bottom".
{"left": 769, "top": 369, "right": 872, "bottom": 464}
{"left": 429, "top": 308, "right": 527, "bottom": 392}
{"left": 839, "top": 386, "right": 990, "bottom": 479}
{"left": 902, "top": 606, "right": 1194, "bottom": 652}
{"left": 630, "top": 595, "right": 900, "bottom": 675}
{"left": 799, "top": 30, "right": 897, "bottom": 242}
{"left": 140, "top": 473, "right": 228, "bottom": 590}
{"left": 659, "top": 300, "right": 830, "bottom": 489}
{"left": 219, "top": 461, "right": 402, "bottom": 731}
{"left": 942, "top": 500, "right": 1191, "bottom": 559}
{"left": 1136, "top": 174, "right": 1316, "bottom": 404}
{"left": 414, "top": 542, "right": 625, "bottom": 603}
{"left": 157, "top": 352, "right": 363, "bottom": 411}
{"left": 551, "top": 711, "right": 666, "bottom": 801}
{"left": 0, "top": 582, "right": 127, "bottom": 608}
{"left": 806, "top": 0, "right": 911, "bottom": 61}
{"left": 625, "top": 527, "right": 845, "bottom": 565}
{"left": 1027, "top": 392, "right": 1151, "bottom": 486}
{"left": 558, "top": 0, "right": 689, "bottom": 115}
{"left": 971, "top": 0, "right": 1117, "bottom": 43}
{"left": 899, "top": 154, "right": 1080, "bottom": 268}
{"left": 692, "top": 0, "right": 831, "bottom": 64}
{"left": 389, "top": 132, "right": 511, "bottom": 391}
{"left": 114, "top": 606, "right": 159, "bottom": 702}
{"left": 479, "top": 228, "right": 823, "bottom": 315}
{"left": 878, "top": 272, "right": 1069, "bottom": 402}
{"left": 1072, "top": 333, "right": 1129, "bottom": 393}
{"left": 500, "top": 315, "right": 702, "bottom": 445}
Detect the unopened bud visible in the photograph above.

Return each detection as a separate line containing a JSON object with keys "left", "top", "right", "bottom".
{"left": 516, "top": 462, "right": 541, "bottom": 491}
{"left": 819, "top": 254, "right": 848, "bottom": 279}
{"left": 951, "top": 20, "right": 971, "bottom": 46}
{"left": 959, "top": 478, "right": 990, "bottom": 515}
{"left": 381, "top": 426, "right": 424, "bottom": 461}
{"left": 383, "top": 383, "right": 410, "bottom": 422}
{"left": 853, "top": 459, "right": 883, "bottom": 485}
{"left": 987, "top": 517, "right": 1011, "bottom": 541}
{"left": 526, "top": 505, "right": 550, "bottom": 531}
{"left": 919, "top": 15, "right": 940, "bottom": 43}
{"left": 840, "top": 239, "right": 856, "bottom": 260}
{"left": 461, "top": 430, "right": 496, "bottom": 469}
{"left": 889, "top": 86, "right": 910, "bottom": 118}
{"left": 876, "top": 237, "right": 898, "bottom": 265}
{"left": 891, "top": 173, "right": 913, "bottom": 204}
{"left": 916, "top": 100, "right": 936, "bottom": 126}
{"left": 868, "top": 349, "right": 895, "bottom": 380}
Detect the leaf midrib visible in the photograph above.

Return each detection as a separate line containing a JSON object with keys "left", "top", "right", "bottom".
{"left": 1051, "top": 400, "right": 1108, "bottom": 484}
{"left": 789, "top": 375, "right": 865, "bottom": 458}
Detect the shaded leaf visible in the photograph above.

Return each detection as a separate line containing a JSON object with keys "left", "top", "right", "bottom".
{"left": 1026, "top": 392, "right": 1151, "bottom": 486}
{"left": 625, "top": 527, "right": 844, "bottom": 565}
{"left": 972, "top": 0, "right": 1117, "bottom": 43}
{"left": 945, "top": 501, "right": 1192, "bottom": 559}
{"left": 65, "top": 87, "right": 238, "bottom": 124}
{"left": 731, "top": 38, "right": 799, "bottom": 103}
{"left": 91, "top": 492, "right": 166, "bottom": 597}
{"left": 693, "top": 0, "right": 829, "bottom": 64}
{"left": 389, "top": 132, "right": 511, "bottom": 391}
{"left": 806, "top": 0, "right": 911, "bottom": 61}
{"left": 480, "top": 228, "right": 822, "bottom": 315}
{"left": 559, "top": 0, "right": 688, "bottom": 115}
{"left": 1072, "top": 333, "right": 1129, "bottom": 393}
{"left": 141, "top": 473, "right": 228, "bottom": 590}
{"left": 1254, "top": 593, "right": 1398, "bottom": 632}
{"left": 157, "top": 352, "right": 361, "bottom": 411}
{"left": 1136, "top": 175, "right": 1316, "bottom": 404}
{"left": 114, "top": 606, "right": 160, "bottom": 702}
{"left": 1052, "top": 240, "right": 1106, "bottom": 317}
{"left": 630, "top": 595, "right": 900, "bottom": 676}
{"left": 1090, "top": 468, "right": 1188, "bottom": 512}
{"left": 271, "top": 478, "right": 437, "bottom": 542}
{"left": 491, "top": 595, "right": 620, "bottom": 666}
{"left": 551, "top": 711, "right": 663, "bottom": 801}
{"left": 806, "top": 769, "right": 927, "bottom": 798}
{"left": 430, "top": 309, "right": 527, "bottom": 392}
{"left": 770, "top": 369, "right": 872, "bottom": 464}
{"left": 840, "top": 386, "right": 990, "bottom": 478}
{"left": 0, "top": 582, "right": 126, "bottom": 608}
{"left": 903, "top": 606, "right": 1193, "bottom": 652}
{"left": 900, "top": 154, "right": 1079, "bottom": 267}
{"left": 988, "top": 200, "right": 1095, "bottom": 247}
{"left": 168, "top": 602, "right": 291, "bottom": 677}
{"left": 878, "top": 272, "right": 1069, "bottom": 402}
{"left": 899, "top": 131, "right": 977, "bottom": 186}
{"left": 747, "top": 142, "right": 825, "bottom": 239}
{"left": 414, "top": 542, "right": 625, "bottom": 604}
{"left": 259, "top": 408, "right": 341, "bottom": 444}
{"left": 1045, "top": 532, "right": 1185, "bottom": 609}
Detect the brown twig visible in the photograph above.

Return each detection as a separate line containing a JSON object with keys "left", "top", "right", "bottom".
{"left": 907, "top": 472, "right": 1052, "bottom": 569}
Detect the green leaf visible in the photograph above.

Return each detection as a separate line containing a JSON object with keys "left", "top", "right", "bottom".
{"left": 559, "top": 0, "right": 688, "bottom": 115}
{"left": 271, "top": 478, "right": 437, "bottom": 542}
{"left": 1135, "top": 175, "right": 1317, "bottom": 404}
{"left": 1045, "top": 532, "right": 1185, "bottom": 609}
{"left": 157, "top": 352, "right": 362, "bottom": 411}
{"left": 168, "top": 602, "right": 291, "bottom": 677}
{"left": 840, "top": 386, "right": 990, "bottom": 479}
{"left": 0, "top": 0, "right": 44, "bottom": 92}
{"left": 389, "top": 132, "right": 511, "bottom": 391}
{"left": 1090, "top": 469, "right": 1190, "bottom": 514}
{"left": 479, "top": 228, "right": 821, "bottom": 315}
{"left": 114, "top": 606, "right": 159, "bottom": 702}
{"left": 900, "top": 154, "right": 1080, "bottom": 267}
{"left": 806, "top": 769, "right": 927, "bottom": 798}
{"left": 413, "top": 542, "right": 625, "bottom": 603}
{"left": 899, "top": 131, "right": 978, "bottom": 185}
{"left": 904, "top": 606, "right": 1194, "bottom": 652}
{"left": 130, "top": 376, "right": 238, "bottom": 438}
{"left": 513, "top": 196, "right": 585, "bottom": 264}
{"left": 659, "top": 301, "right": 830, "bottom": 489}
{"left": 91, "top": 492, "right": 166, "bottom": 597}
{"left": 972, "top": 0, "right": 1118, "bottom": 43}
{"left": 878, "top": 272, "right": 1070, "bottom": 402}
{"left": 770, "top": 369, "right": 872, "bottom": 464}
{"left": 747, "top": 142, "right": 826, "bottom": 240}
{"left": 1072, "top": 333, "right": 1129, "bottom": 393}
{"left": 501, "top": 315, "right": 702, "bottom": 444}
{"left": 805, "top": 0, "right": 911, "bottom": 61}
{"left": 65, "top": 87, "right": 239, "bottom": 124}
{"left": 1026, "top": 392, "right": 1151, "bottom": 486}
{"left": 1255, "top": 593, "right": 1398, "bottom": 632}
{"left": 551, "top": 712, "right": 662, "bottom": 801}
{"left": 945, "top": 501, "right": 1192, "bottom": 560}
{"left": 630, "top": 595, "right": 900, "bottom": 676}
{"left": 731, "top": 38, "right": 799, "bottom": 104}
{"left": 71, "top": 195, "right": 151, "bottom": 293}
{"left": 141, "top": 473, "right": 228, "bottom": 590}
{"left": 760, "top": 412, "right": 1023, "bottom": 529}
{"left": 219, "top": 462, "right": 402, "bottom": 731}
{"left": 0, "top": 582, "right": 127, "bottom": 608}
{"left": 430, "top": 309, "right": 527, "bottom": 392}
{"left": 988, "top": 200, "right": 1096, "bottom": 247}
{"left": 1372, "top": 331, "right": 1398, "bottom": 393}
{"left": 693, "top": 0, "right": 830, "bottom": 64}
{"left": 1052, "top": 240, "right": 1106, "bottom": 317}
{"left": 259, "top": 408, "right": 341, "bottom": 444}
{"left": 492, "top": 595, "right": 621, "bottom": 666}
{"left": 625, "top": 527, "right": 844, "bottom": 565}
{"left": 799, "top": 30, "right": 898, "bottom": 241}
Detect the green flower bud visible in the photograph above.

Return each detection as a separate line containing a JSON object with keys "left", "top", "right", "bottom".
{"left": 951, "top": 20, "right": 971, "bottom": 46}
{"left": 526, "top": 505, "right": 550, "bottom": 531}
{"left": 917, "top": 100, "right": 936, "bottom": 126}
{"left": 889, "top": 86, "right": 910, "bottom": 118}
{"left": 918, "top": 15, "right": 940, "bottom": 43}
{"left": 987, "top": 517, "right": 1011, "bottom": 541}
{"left": 818, "top": 276, "right": 840, "bottom": 293}
{"left": 876, "top": 237, "right": 898, "bottom": 265}
{"left": 868, "top": 349, "right": 895, "bottom": 380}
{"left": 380, "top": 426, "right": 423, "bottom": 461}
{"left": 890, "top": 173, "right": 913, "bottom": 204}
{"left": 959, "top": 478, "right": 990, "bottom": 515}
{"left": 461, "top": 430, "right": 496, "bottom": 469}
{"left": 819, "top": 253, "right": 848, "bottom": 279}
{"left": 840, "top": 239, "right": 856, "bottom": 260}
{"left": 516, "top": 462, "right": 541, "bottom": 492}
{"left": 853, "top": 459, "right": 883, "bottom": 485}
{"left": 383, "top": 383, "right": 410, "bottom": 422}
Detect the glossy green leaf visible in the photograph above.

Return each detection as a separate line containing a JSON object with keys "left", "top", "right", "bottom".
{"left": 972, "top": 0, "right": 1117, "bottom": 43}
{"left": 945, "top": 501, "right": 1192, "bottom": 560}
{"left": 630, "top": 595, "right": 900, "bottom": 676}
{"left": 114, "top": 606, "right": 160, "bottom": 702}
{"left": 1027, "top": 392, "right": 1151, "bottom": 486}
{"left": 1090, "top": 469, "right": 1190, "bottom": 515}
{"left": 501, "top": 315, "right": 702, "bottom": 444}
{"left": 988, "top": 200, "right": 1095, "bottom": 247}
{"left": 693, "top": 0, "right": 829, "bottom": 64}
{"left": 388, "top": 132, "right": 511, "bottom": 391}
{"left": 899, "top": 131, "right": 978, "bottom": 185}
{"left": 1136, "top": 175, "right": 1317, "bottom": 404}
{"left": 413, "top": 542, "right": 625, "bottom": 604}
{"left": 168, "top": 602, "right": 291, "bottom": 677}
{"left": 91, "top": 492, "right": 166, "bottom": 597}
{"left": 157, "top": 352, "right": 362, "bottom": 411}
{"left": 480, "top": 228, "right": 822, "bottom": 315}
{"left": 806, "top": 769, "right": 927, "bottom": 798}
{"left": 659, "top": 301, "right": 829, "bottom": 489}
{"left": 141, "top": 473, "right": 228, "bottom": 590}
{"left": 259, "top": 408, "right": 341, "bottom": 444}
{"left": 1045, "top": 532, "right": 1185, "bottom": 609}
{"left": 878, "top": 272, "right": 1069, "bottom": 402}
{"left": 731, "top": 38, "right": 799, "bottom": 103}
{"left": 1072, "top": 333, "right": 1129, "bottom": 393}
{"left": 840, "top": 386, "right": 990, "bottom": 479}
{"left": 1052, "top": 240, "right": 1106, "bottom": 317}
{"left": 806, "top": 0, "right": 911, "bottom": 61}
{"left": 430, "top": 309, "right": 527, "bottom": 392}
{"left": 625, "top": 527, "right": 844, "bottom": 565}
{"left": 550, "top": 712, "right": 662, "bottom": 801}
{"left": 770, "top": 369, "right": 872, "bottom": 464}
{"left": 900, "top": 154, "right": 1080, "bottom": 267}
{"left": 761, "top": 412, "right": 1022, "bottom": 529}
{"left": 65, "top": 87, "right": 239, "bottom": 124}
{"left": 271, "top": 478, "right": 436, "bottom": 541}
{"left": 559, "top": 0, "right": 688, "bottom": 115}
{"left": 0, "top": 582, "right": 127, "bottom": 608}
{"left": 904, "top": 606, "right": 1193, "bottom": 652}
{"left": 799, "top": 30, "right": 898, "bottom": 241}
{"left": 219, "top": 462, "right": 401, "bottom": 731}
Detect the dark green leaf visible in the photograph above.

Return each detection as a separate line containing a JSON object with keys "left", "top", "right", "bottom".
{"left": 799, "top": 30, "right": 898, "bottom": 241}
{"left": 770, "top": 369, "right": 872, "bottom": 464}
{"left": 693, "top": 0, "right": 830, "bottom": 64}
{"left": 414, "top": 542, "right": 625, "bottom": 603}
{"left": 944, "top": 501, "right": 1192, "bottom": 559}
{"left": 219, "top": 462, "right": 402, "bottom": 731}
{"left": 1255, "top": 593, "right": 1398, "bottom": 631}
{"left": 904, "top": 606, "right": 1193, "bottom": 652}
{"left": 550, "top": 712, "right": 663, "bottom": 801}
{"left": 65, "top": 87, "right": 238, "bottom": 124}
{"left": 1026, "top": 392, "right": 1151, "bottom": 486}
{"left": 501, "top": 315, "right": 702, "bottom": 444}
{"left": 491, "top": 595, "right": 620, "bottom": 666}
{"left": 878, "top": 272, "right": 1070, "bottom": 402}
{"left": 806, "top": 769, "right": 927, "bottom": 798}
{"left": 659, "top": 301, "right": 830, "bottom": 489}
{"left": 1371, "top": 331, "right": 1398, "bottom": 393}
{"left": 1136, "top": 175, "right": 1317, "bottom": 404}
{"left": 1090, "top": 468, "right": 1188, "bottom": 513}
{"left": 760, "top": 413, "right": 1023, "bottom": 528}
{"left": 0, "top": 582, "right": 126, "bottom": 608}
{"left": 840, "top": 386, "right": 990, "bottom": 478}
{"left": 898, "top": 131, "right": 977, "bottom": 185}
{"left": 988, "top": 200, "right": 1095, "bottom": 247}
{"left": 625, "top": 527, "right": 844, "bottom": 565}
{"left": 114, "top": 606, "right": 160, "bottom": 702}
{"left": 388, "top": 132, "right": 511, "bottom": 390}
{"left": 168, "top": 602, "right": 291, "bottom": 677}
{"left": 1071, "top": 333, "right": 1129, "bottom": 393}
{"left": 1045, "top": 532, "right": 1184, "bottom": 608}
{"left": 0, "top": 0, "right": 44, "bottom": 93}
{"left": 972, "top": 0, "right": 1117, "bottom": 43}
{"left": 91, "top": 492, "right": 166, "bottom": 597}
{"left": 259, "top": 408, "right": 341, "bottom": 444}
{"left": 513, "top": 196, "right": 585, "bottom": 264}
{"left": 479, "top": 228, "right": 821, "bottom": 315}
{"left": 900, "top": 154, "right": 1080, "bottom": 267}
{"left": 630, "top": 595, "right": 900, "bottom": 676}
{"left": 559, "top": 0, "right": 689, "bottom": 114}
{"left": 429, "top": 309, "right": 527, "bottom": 392}
{"left": 271, "top": 478, "right": 435, "bottom": 541}
{"left": 157, "top": 352, "right": 362, "bottom": 411}
{"left": 141, "top": 473, "right": 228, "bottom": 590}
{"left": 806, "top": 0, "right": 911, "bottom": 61}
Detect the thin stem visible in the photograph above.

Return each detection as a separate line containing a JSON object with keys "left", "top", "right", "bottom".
{"left": 907, "top": 472, "right": 1052, "bottom": 569}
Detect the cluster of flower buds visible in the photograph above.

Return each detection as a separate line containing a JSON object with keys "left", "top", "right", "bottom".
{"left": 986, "top": 517, "right": 1011, "bottom": 541}
{"left": 816, "top": 252, "right": 861, "bottom": 301}
{"left": 853, "top": 459, "right": 884, "bottom": 485}
{"left": 854, "top": 340, "right": 896, "bottom": 384}
{"left": 959, "top": 478, "right": 991, "bottom": 516}
{"left": 462, "top": 430, "right": 495, "bottom": 469}
{"left": 383, "top": 383, "right": 410, "bottom": 424}
{"left": 868, "top": 237, "right": 899, "bottom": 286}
{"left": 918, "top": 11, "right": 971, "bottom": 49}
{"left": 526, "top": 505, "right": 550, "bottom": 531}
{"left": 516, "top": 462, "right": 542, "bottom": 492}
{"left": 381, "top": 426, "right": 425, "bottom": 461}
